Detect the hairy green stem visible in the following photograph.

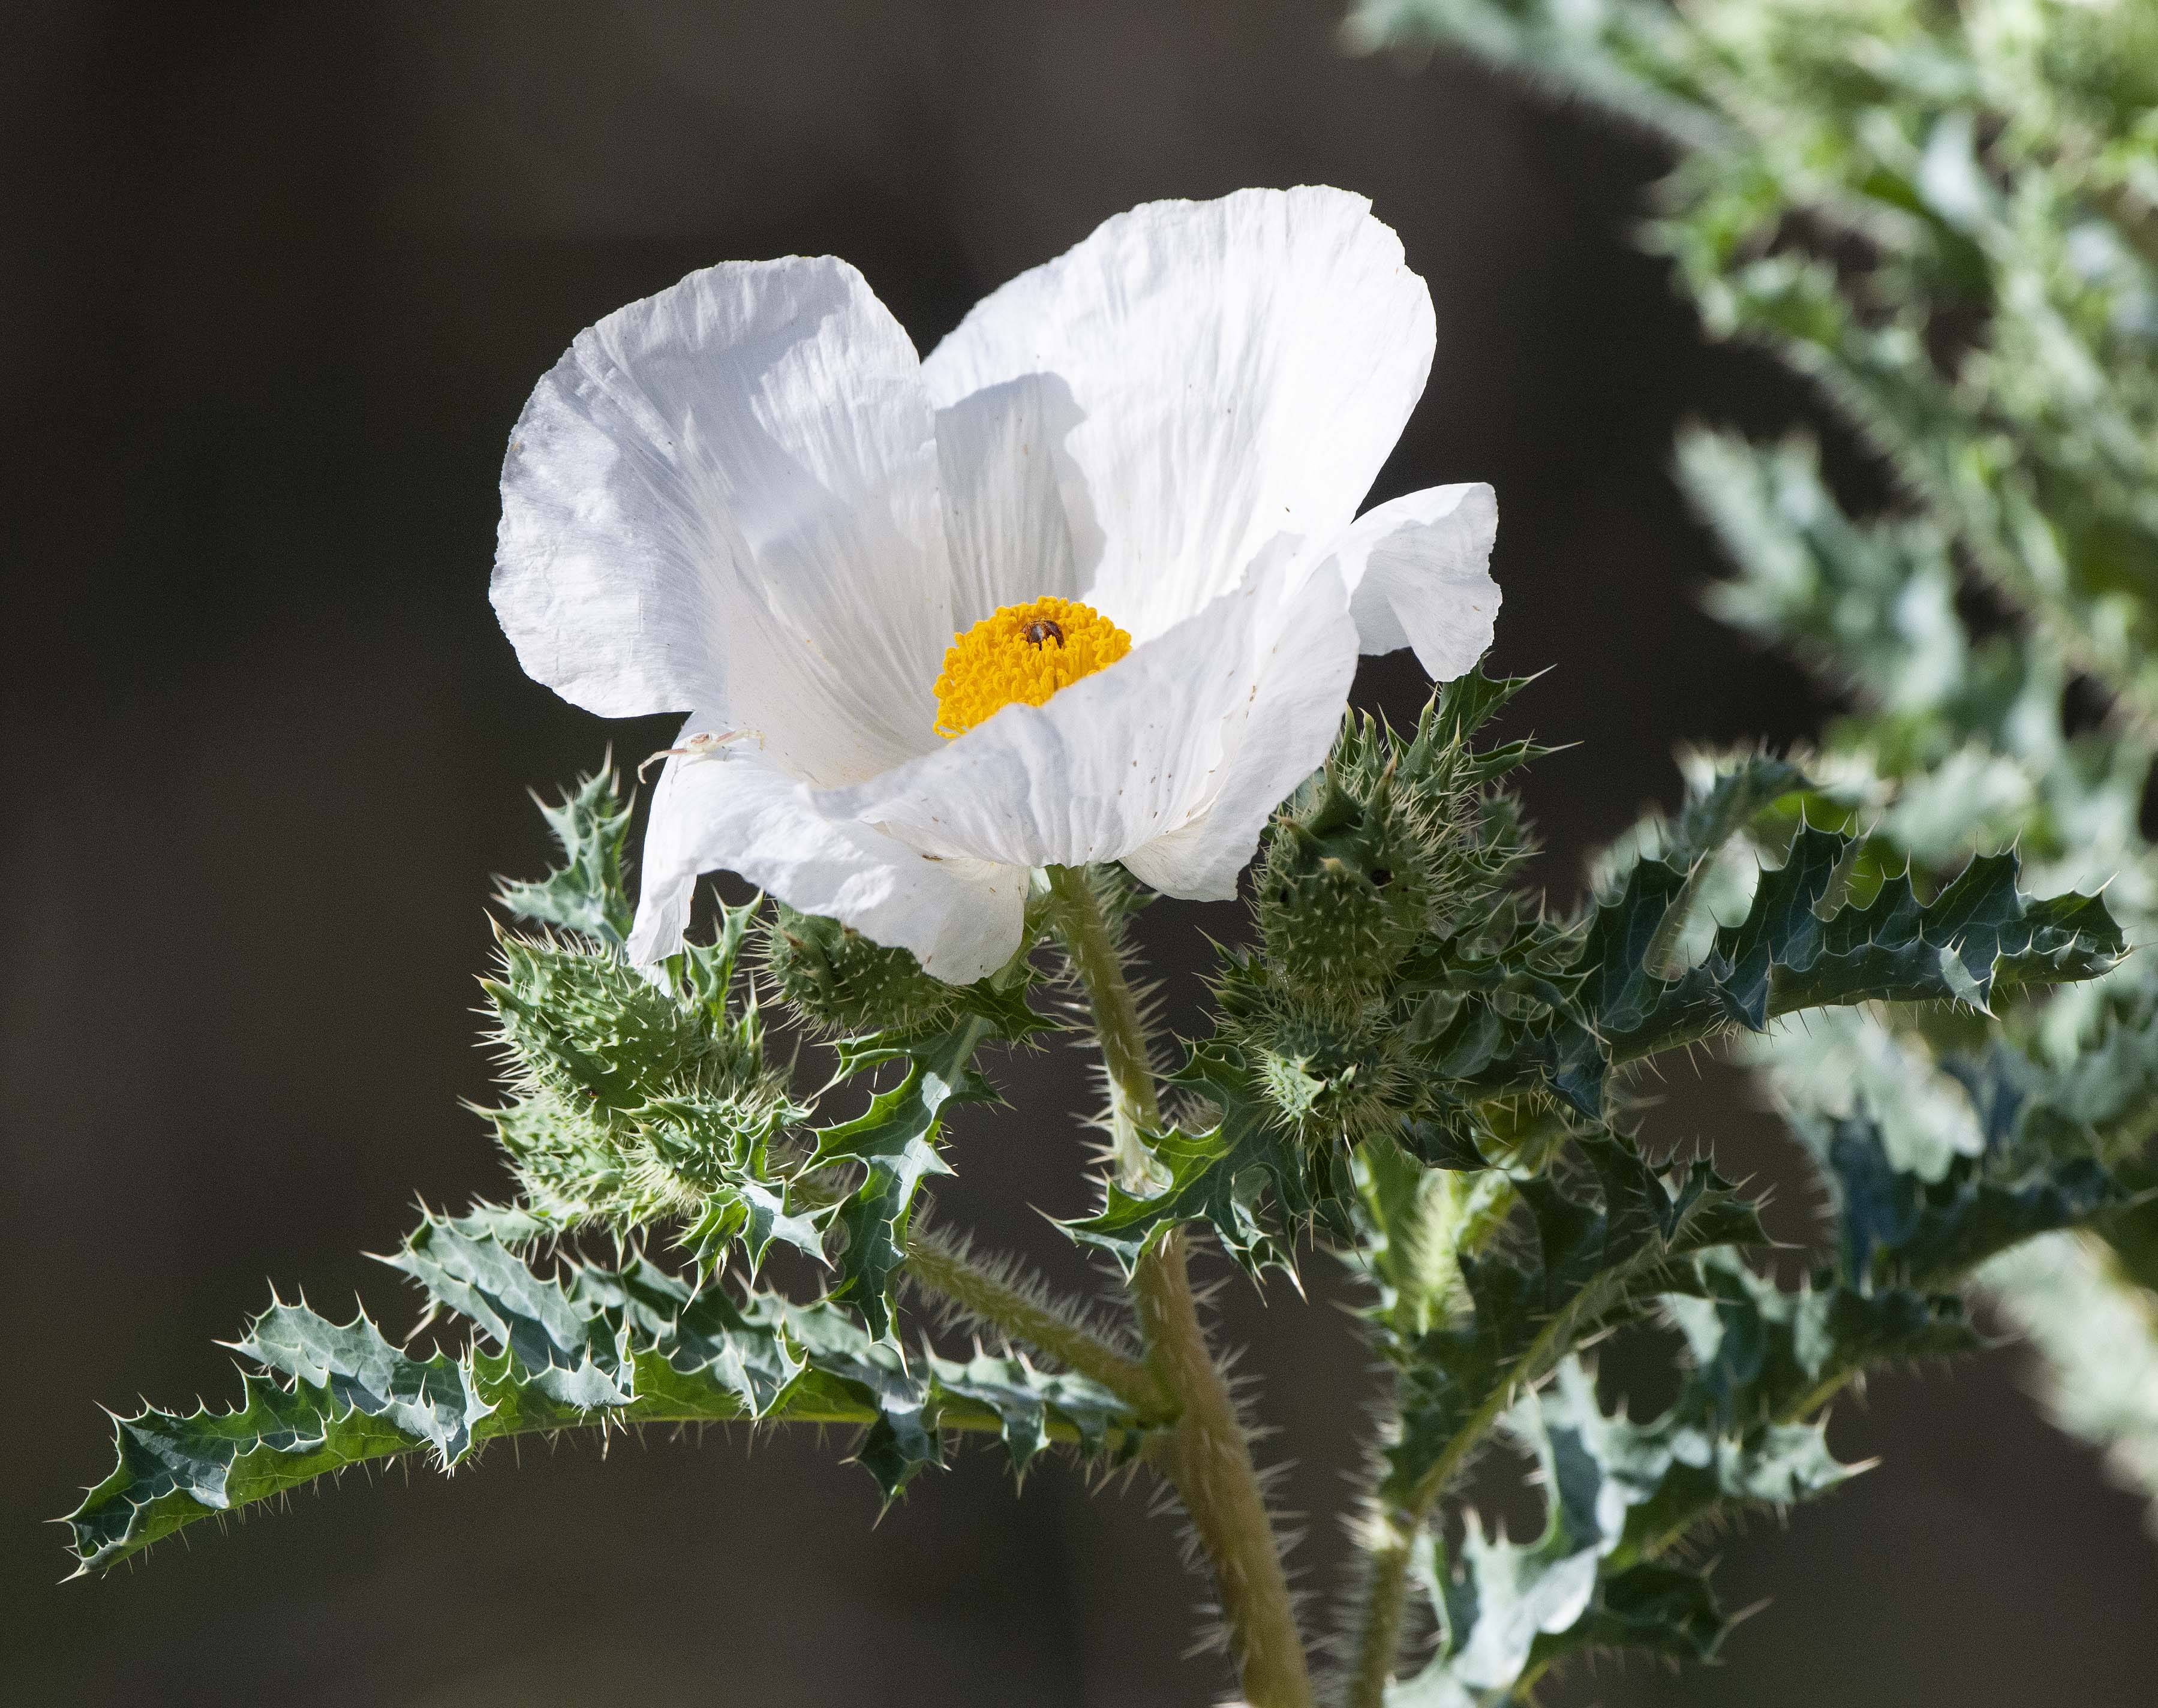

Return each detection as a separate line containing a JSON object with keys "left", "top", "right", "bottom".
{"left": 1043, "top": 865, "right": 1160, "bottom": 1188}
{"left": 1044, "top": 864, "right": 1315, "bottom": 1708}
{"left": 1345, "top": 1511, "right": 1415, "bottom": 1708}
{"left": 903, "top": 1223, "right": 1170, "bottom": 1417}
{"left": 1135, "top": 1230, "right": 1313, "bottom": 1707}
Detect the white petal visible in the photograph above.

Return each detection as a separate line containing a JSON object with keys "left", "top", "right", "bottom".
{"left": 1333, "top": 483, "right": 1501, "bottom": 679}
{"left": 922, "top": 187, "right": 1436, "bottom": 643}
{"left": 1120, "top": 562, "right": 1357, "bottom": 900}
{"left": 933, "top": 373, "right": 1083, "bottom": 629}
{"left": 814, "top": 552, "right": 1357, "bottom": 891}
{"left": 627, "top": 731, "right": 1029, "bottom": 984}
{"left": 494, "top": 257, "right": 954, "bottom": 786}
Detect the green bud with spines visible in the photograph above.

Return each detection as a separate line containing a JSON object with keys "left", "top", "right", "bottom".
{"left": 491, "top": 1087, "right": 662, "bottom": 1228}
{"left": 1218, "top": 955, "right": 1410, "bottom": 1145}
{"left": 484, "top": 930, "right": 765, "bottom": 1118}
{"left": 1258, "top": 681, "right": 1546, "bottom": 999}
{"left": 761, "top": 902, "right": 959, "bottom": 1036}
{"left": 479, "top": 930, "right": 803, "bottom": 1244}
{"left": 1257, "top": 756, "right": 1436, "bottom": 999}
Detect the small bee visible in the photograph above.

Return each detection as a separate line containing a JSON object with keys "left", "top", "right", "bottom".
{"left": 638, "top": 727, "right": 759, "bottom": 782}
{"left": 1021, "top": 618, "right": 1066, "bottom": 648}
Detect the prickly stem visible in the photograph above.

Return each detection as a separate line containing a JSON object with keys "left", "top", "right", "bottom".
{"left": 1045, "top": 864, "right": 1315, "bottom": 1708}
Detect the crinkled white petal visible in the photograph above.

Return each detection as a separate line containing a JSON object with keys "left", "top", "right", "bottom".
{"left": 933, "top": 372, "right": 1083, "bottom": 630}
{"left": 1331, "top": 483, "right": 1500, "bottom": 679}
{"left": 1119, "top": 561, "right": 1359, "bottom": 900}
{"left": 813, "top": 551, "right": 1358, "bottom": 891}
{"left": 627, "top": 726, "right": 1029, "bottom": 984}
{"left": 494, "top": 256, "right": 954, "bottom": 786}
{"left": 922, "top": 187, "right": 1435, "bottom": 643}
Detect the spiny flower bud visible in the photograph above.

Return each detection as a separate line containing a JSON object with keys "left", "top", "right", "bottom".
{"left": 761, "top": 903, "right": 958, "bottom": 1035}
{"left": 1257, "top": 760, "right": 1435, "bottom": 998}
{"left": 1220, "top": 960, "right": 1409, "bottom": 1145}
{"left": 481, "top": 933, "right": 801, "bottom": 1239}
{"left": 491, "top": 1089, "right": 647, "bottom": 1225}
{"left": 485, "top": 932, "right": 764, "bottom": 1118}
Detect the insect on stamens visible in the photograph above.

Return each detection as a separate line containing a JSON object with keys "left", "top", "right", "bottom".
{"left": 638, "top": 727, "right": 758, "bottom": 782}
{"left": 1021, "top": 618, "right": 1066, "bottom": 649}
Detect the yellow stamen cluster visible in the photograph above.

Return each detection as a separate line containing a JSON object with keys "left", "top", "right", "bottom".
{"left": 932, "top": 596, "right": 1132, "bottom": 738}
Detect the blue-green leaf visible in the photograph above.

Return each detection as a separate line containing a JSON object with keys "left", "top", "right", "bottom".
{"left": 496, "top": 763, "right": 636, "bottom": 947}
{"left": 67, "top": 1213, "right": 1156, "bottom": 1571}
{"left": 1062, "top": 1041, "right": 1354, "bottom": 1279}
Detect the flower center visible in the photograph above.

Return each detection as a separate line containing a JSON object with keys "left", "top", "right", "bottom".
{"left": 933, "top": 596, "right": 1132, "bottom": 738}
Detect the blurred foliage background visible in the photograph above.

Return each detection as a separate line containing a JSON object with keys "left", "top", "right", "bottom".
{"left": 4, "top": 2, "right": 2150, "bottom": 1703}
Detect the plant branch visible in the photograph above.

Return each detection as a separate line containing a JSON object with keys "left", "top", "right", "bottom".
{"left": 1339, "top": 1171, "right": 1529, "bottom": 1708}
{"left": 903, "top": 1223, "right": 1170, "bottom": 1417}
{"left": 1045, "top": 864, "right": 1315, "bottom": 1708}
{"left": 1340, "top": 1343, "right": 1532, "bottom": 1708}
{"left": 1342, "top": 1506, "right": 1416, "bottom": 1708}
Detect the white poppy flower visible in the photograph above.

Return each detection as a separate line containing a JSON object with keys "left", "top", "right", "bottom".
{"left": 493, "top": 186, "right": 1499, "bottom": 984}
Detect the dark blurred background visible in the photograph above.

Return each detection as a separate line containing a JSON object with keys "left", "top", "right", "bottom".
{"left": 5, "top": 4, "right": 2151, "bottom": 1704}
